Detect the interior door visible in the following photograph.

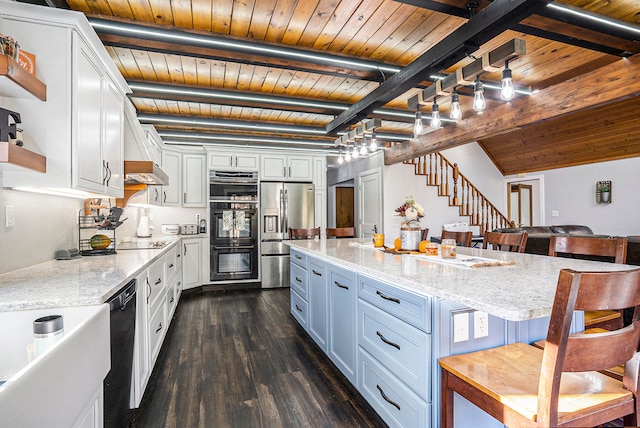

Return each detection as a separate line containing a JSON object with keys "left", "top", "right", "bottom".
{"left": 358, "top": 168, "right": 383, "bottom": 240}
{"left": 509, "top": 184, "right": 533, "bottom": 227}
{"left": 335, "top": 186, "right": 354, "bottom": 228}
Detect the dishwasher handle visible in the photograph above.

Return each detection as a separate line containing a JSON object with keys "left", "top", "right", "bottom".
{"left": 108, "top": 279, "right": 137, "bottom": 312}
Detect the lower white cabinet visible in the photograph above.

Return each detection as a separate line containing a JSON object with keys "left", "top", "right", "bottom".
{"left": 308, "top": 259, "right": 328, "bottom": 351}
{"left": 182, "top": 238, "right": 203, "bottom": 289}
{"left": 131, "top": 269, "right": 150, "bottom": 408}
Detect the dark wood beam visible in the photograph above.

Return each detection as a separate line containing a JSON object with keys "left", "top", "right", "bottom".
{"left": 384, "top": 54, "right": 640, "bottom": 165}
{"left": 90, "top": 17, "right": 396, "bottom": 82}
{"left": 325, "top": 0, "right": 552, "bottom": 135}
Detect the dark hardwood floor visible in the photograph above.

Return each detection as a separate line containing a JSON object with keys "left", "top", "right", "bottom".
{"left": 132, "top": 288, "right": 386, "bottom": 428}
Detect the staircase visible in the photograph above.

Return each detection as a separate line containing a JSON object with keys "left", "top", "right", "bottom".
{"left": 403, "top": 153, "right": 514, "bottom": 234}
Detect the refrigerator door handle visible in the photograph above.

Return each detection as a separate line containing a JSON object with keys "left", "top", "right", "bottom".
{"left": 279, "top": 189, "right": 285, "bottom": 235}
{"left": 283, "top": 189, "right": 289, "bottom": 234}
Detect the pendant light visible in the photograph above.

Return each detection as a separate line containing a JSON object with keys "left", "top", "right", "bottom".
{"left": 359, "top": 138, "right": 367, "bottom": 156}
{"left": 352, "top": 143, "right": 359, "bottom": 159}
{"left": 430, "top": 98, "right": 442, "bottom": 129}
{"left": 413, "top": 110, "right": 424, "bottom": 137}
{"left": 473, "top": 75, "right": 486, "bottom": 112}
{"left": 369, "top": 132, "right": 378, "bottom": 152}
{"left": 450, "top": 90, "right": 462, "bottom": 121}
{"left": 344, "top": 145, "right": 352, "bottom": 162}
{"left": 337, "top": 147, "right": 344, "bottom": 164}
{"left": 500, "top": 60, "right": 515, "bottom": 101}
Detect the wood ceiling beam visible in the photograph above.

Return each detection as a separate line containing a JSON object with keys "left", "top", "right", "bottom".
{"left": 384, "top": 54, "right": 640, "bottom": 165}
{"left": 325, "top": 0, "right": 552, "bottom": 135}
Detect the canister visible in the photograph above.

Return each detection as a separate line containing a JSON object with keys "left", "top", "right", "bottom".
{"left": 33, "top": 315, "right": 64, "bottom": 358}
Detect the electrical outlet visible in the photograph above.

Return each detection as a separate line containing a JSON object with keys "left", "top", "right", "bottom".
{"left": 5, "top": 205, "right": 15, "bottom": 228}
{"left": 552, "top": 210, "right": 559, "bottom": 217}
{"left": 474, "top": 311, "right": 489, "bottom": 338}
{"left": 453, "top": 312, "right": 469, "bottom": 343}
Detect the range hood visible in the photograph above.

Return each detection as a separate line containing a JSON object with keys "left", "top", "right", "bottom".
{"left": 124, "top": 161, "right": 169, "bottom": 185}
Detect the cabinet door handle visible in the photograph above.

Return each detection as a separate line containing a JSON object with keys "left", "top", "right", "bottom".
{"left": 184, "top": 244, "right": 187, "bottom": 255}
{"left": 376, "top": 385, "right": 401, "bottom": 411}
{"left": 295, "top": 276, "right": 302, "bottom": 283}
{"left": 294, "top": 254, "right": 302, "bottom": 260}
{"left": 146, "top": 278, "right": 151, "bottom": 304}
{"left": 169, "top": 263, "right": 174, "bottom": 268}
{"left": 183, "top": 192, "right": 187, "bottom": 204}
{"left": 156, "top": 322, "right": 163, "bottom": 334}
{"left": 102, "top": 160, "right": 109, "bottom": 185}
{"left": 335, "top": 281, "right": 349, "bottom": 290}
{"left": 376, "top": 290, "right": 400, "bottom": 304}
{"left": 312, "top": 269, "right": 322, "bottom": 276}
{"left": 288, "top": 166, "right": 291, "bottom": 177}
{"left": 170, "top": 297, "right": 174, "bottom": 304}
{"left": 283, "top": 166, "right": 286, "bottom": 177}
{"left": 155, "top": 278, "right": 162, "bottom": 286}
{"left": 295, "top": 304, "right": 303, "bottom": 313}
{"left": 376, "top": 331, "right": 400, "bottom": 350}
{"left": 163, "top": 191, "right": 167, "bottom": 203}
{"left": 105, "top": 162, "right": 111, "bottom": 186}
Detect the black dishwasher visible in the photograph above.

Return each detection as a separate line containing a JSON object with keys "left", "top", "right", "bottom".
{"left": 104, "top": 279, "right": 137, "bottom": 428}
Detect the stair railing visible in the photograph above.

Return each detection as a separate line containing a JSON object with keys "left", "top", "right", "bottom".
{"left": 404, "top": 153, "right": 514, "bottom": 234}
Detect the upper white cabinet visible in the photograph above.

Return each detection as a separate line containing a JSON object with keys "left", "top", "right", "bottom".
{"left": 183, "top": 153, "right": 206, "bottom": 207}
{"left": 260, "top": 154, "right": 313, "bottom": 181}
{"left": 0, "top": 3, "right": 129, "bottom": 196}
{"left": 208, "top": 150, "right": 258, "bottom": 171}
{"left": 161, "top": 149, "right": 182, "bottom": 206}
{"left": 313, "top": 157, "right": 326, "bottom": 189}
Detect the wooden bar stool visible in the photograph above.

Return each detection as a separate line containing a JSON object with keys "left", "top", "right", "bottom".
{"left": 482, "top": 231, "right": 528, "bottom": 253}
{"left": 440, "top": 267, "right": 640, "bottom": 428}
{"left": 288, "top": 227, "right": 320, "bottom": 240}
{"left": 549, "top": 235, "right": 628, "bottom": 330}
{"left": 440, "top": 230, "right": 473, "bottom": 247}
{"left": 326, "top": 227, "right": 356, "bottom": 238}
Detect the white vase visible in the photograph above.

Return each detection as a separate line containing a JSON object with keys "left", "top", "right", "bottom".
{"left": 400, "top": 219, "right": 421, "bottom": 250}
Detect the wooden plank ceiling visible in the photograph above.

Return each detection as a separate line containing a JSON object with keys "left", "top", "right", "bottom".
{"left": 44, "top": 0, "right": 640, "bottom": 173}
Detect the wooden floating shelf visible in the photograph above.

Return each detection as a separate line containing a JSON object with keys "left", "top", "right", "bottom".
{"left": 0, "top": 54, "right": 47, "bottom": 101}
{"left": 0, "top": 141, "right": 46, "bottom": 172}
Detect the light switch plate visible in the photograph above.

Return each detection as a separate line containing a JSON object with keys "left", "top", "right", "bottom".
{"left": 453, "top": 312, "right": 469, "bottom": 343}
{"left": 5, "top": 205, "right": 15, "bottom": 228}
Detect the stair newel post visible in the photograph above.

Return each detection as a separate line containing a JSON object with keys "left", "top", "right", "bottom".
{"left": 452, "top": 163, "right": 459, "bottom": 206}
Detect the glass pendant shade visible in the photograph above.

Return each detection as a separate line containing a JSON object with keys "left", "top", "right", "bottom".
{"left": 369, "top": 133, "right": 377, "bottom": 151}
{"left": 450, "top": 91, "right": 462, "bottom": 121}
{"left": 359, "top": 140, "right": 367, "bottom": 156}
{"left": 337, "top": 149, "right": 344, "bottom": 164}
{"left": 430, "top": 99, "right": 442, "bottom": 129}
{"left": 352, "top": 144, "right": 359, "bottom": 159}
{"left": 413, "top": 111, "right": 424, "bottom": 137}
{"left": 473, "top": 76, "right": 486, "bottom": 112}
{"left": 501, "top": 63, "right": 515, "bottom": 101}
{"left": 344, "top": 147, "right": 352, "bottom": 162}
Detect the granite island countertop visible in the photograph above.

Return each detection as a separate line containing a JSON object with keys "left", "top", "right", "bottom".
{"left": 0, "top": 237, "right": 181, "bottom": 312}
{"left": 287, "top": 238, "right": 637, "bottom": 321}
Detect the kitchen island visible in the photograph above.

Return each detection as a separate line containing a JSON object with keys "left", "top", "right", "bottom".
{"left": 286, "top": 238, "right": 636, "bottom": 428}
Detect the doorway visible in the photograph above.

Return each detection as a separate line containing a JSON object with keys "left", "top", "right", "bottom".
{"left": 504, "top": 175, "right": 545, "bottom": 226}
{"left": 335, "top": 186, "right": 354, "bottom": 228}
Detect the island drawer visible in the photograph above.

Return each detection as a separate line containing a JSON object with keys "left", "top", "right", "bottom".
{"left": 358, "top": 274, "right": 431, "bottom": 333}
{"left": 290, "top": 249, "right": 307, "bottom": 268}
{"left": 166, "top": 245, "right": 179, "bottom": 281}
{"left": 358, "top": 300, "right": 430, "bottom": 400}
{"left": 290, "top": 262, "right": 308, "bottom": 299}
{"left": 147, "top": 256, "right": 166, "bottom": 312}
{"left": 358, "top": 348, "right": 430, "bottom": 428}
{"left": 290, "top": 290, "right": 308, "bottom": 330}
{"left": 149, "top": 295, "right": 167, "bottom": 365}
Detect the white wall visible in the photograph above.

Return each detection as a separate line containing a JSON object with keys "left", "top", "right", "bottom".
{"left": 0, "top": 186, "right": 82, "bottom": 274}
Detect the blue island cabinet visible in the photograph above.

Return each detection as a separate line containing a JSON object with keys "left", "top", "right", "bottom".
{"left": 288, "top": 249, "right": 580, "bottom": 428}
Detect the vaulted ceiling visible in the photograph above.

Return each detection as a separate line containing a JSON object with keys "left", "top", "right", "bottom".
{"left": 24, "top": 0, "right": 640, "bottom": 174}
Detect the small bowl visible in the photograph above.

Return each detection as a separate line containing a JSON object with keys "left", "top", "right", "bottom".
{"left": 161, "top": 224, "right": 180, "bottom": 235}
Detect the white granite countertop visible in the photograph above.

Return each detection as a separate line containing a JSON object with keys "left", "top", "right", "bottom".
{"left": 0, "top": 237, "right": 182, "bottom": 312}
{"left": 287, "top": 239, "right": 637, "bottom": 321}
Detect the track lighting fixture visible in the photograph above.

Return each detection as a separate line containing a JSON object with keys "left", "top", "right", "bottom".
{"left": 430, "top": 98, "right": 442, "bottom": 129}
{"left": 450, "top": 90, "right": 462, "bottom": 121}
{"left": 501, "top": 60, "right": 515, "bottom": 101}
{"left": 413, "top": 111, "right": 424, "bottom": 137}
{"left": 473, "top": 75, "right": 486, "bottom": 112}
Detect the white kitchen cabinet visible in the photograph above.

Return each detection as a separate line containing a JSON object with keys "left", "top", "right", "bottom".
{"left": 141, "top": 125, "right": 163, "bottom": 167}
{"left": 328, "top": 264, "right": 358, "bottom": 385}
{"left": 308, "top": 258, "right": 328, "bottom": 352}
{"left": 313, "top": 156, "right": 326, "bottom": 189}
{"left": 208, "top": 150, "right": 259, "bottom": 171}
{"left": 182, "top": 238, "right": 203, "bottom": 289}
{"left": 161, "top": 149, "right": 182, "bottom": 206}
{"left": 0, "top": 3, "right": 128, "bottom": 196}
{"left": 183, "top": 153, "right": 206, "bottom": 207}
{"left": 260, "top": 154, "right": 313, "bottom": 181}
{"left": 131, "top": 269, "right": 150, "bottom": 408}
{"left": 315, "top": 189, "right": 327, "bottom": 237}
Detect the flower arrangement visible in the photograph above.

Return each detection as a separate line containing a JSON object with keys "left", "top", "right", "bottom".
{"left": 394, "top": 196, "right": 424, "bottom": 221}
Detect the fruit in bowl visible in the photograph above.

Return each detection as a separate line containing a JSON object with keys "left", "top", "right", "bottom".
{"left": 90, "top": 234, "right": 111, "bottom": 250}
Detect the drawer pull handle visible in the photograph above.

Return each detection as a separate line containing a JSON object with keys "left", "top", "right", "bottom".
{"left": 295, "top": 276, "right": 302, "bottom": 283}
{"left": 155, "top": 278, "right": 162, "bottom": 286}
{"left": 295, "top": 304, "right": 303, "bottom": 313}
{"left": 376, "top": 385, "right": 401, "bottom": 411}
{"left": 376, "top": 290, "right": 400, "bottom": 304}
{"left": 169, "top": 263, "right": 174, "bottom": 268}
{"left": 335, "top": 281, "right": 349, "bottom": 290}
{"left": 376, "top": 331, "right": 400, "bottom": 350}
{"left": 312, "top": 269, "right": 322, "bottom": 276}
{"left": 146, "top": 278, "right": 151, "bottom": 304}
{"left": 170, "top": 297, "right": 174, "bottom": 304}
{"left": 156, "top": 322, "right": 163, "bottom": 334}
{"left": 295, "top": 255, "right": 302, "bottom": 260}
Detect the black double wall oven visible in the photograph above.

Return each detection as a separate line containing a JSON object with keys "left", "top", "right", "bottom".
{"left": 209, "top": 171, "right": 259, "bottom": 282}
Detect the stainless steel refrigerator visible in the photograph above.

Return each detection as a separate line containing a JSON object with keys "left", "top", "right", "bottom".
{"left": 260, "top": 182, "right": 315, "bottom": 288}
